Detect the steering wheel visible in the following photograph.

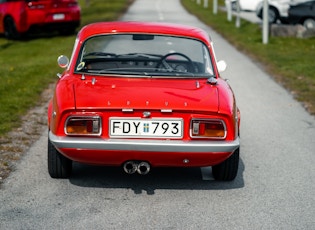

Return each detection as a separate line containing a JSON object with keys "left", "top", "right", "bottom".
{"left": 156, "top": 52, "right": 194, "bottom": 72}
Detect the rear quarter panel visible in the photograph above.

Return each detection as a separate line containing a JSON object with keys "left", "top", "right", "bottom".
{"left": 48, "top": 74, "right": 76, "bottom": 134}
{"left": 216, "top": 78, "right": 240, "bottom": 140}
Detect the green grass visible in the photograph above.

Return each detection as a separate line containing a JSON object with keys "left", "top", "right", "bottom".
{"left": 0, "top": 0, "right": 133, "bottom": 136}
{"left": 182, "top": 0, "right": 315, "bottom": 114}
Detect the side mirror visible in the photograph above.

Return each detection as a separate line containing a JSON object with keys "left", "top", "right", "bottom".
{"left": 217, "top": 60, "right": 227, "bottom": 73}
{"left": 57, "top": 55, "right": 69, "bottom": 68}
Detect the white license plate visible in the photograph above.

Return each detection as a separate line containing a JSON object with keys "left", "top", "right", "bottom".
{"left": 53, "top": 14, "right": 65, "bottom": 20}
{"left": 110, "top": 118, "right": 183, "bottom": 138}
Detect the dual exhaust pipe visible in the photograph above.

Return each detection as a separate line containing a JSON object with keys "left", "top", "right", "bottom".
{"left": 123, "top": 161, "right": 151, "bottom": 175}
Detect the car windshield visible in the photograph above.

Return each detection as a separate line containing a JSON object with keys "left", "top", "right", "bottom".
{"left": 75, "top": 34, "right": 214, "bottom": 77}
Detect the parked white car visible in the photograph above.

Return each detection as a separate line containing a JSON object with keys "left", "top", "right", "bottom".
{"left": 256, "top": 0, "right": 310, "bottom": 23}
{"left": 226, "top": 0, "right": 261, "bottom": 11}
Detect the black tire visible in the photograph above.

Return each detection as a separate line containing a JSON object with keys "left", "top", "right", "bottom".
{"left": 212, "top": 148, "right": 239, "bottom": 181}
{"left": 4, "top": 16, "right": 20, "bottom": 40}
{"left": 257, "top": 7, "right": 279, "bottom": 24}
{"left": 303, "top": 18, "right": 315, "bottom": 30}
{"left": 48, "top": 138, "right": 72, "bottom": 178}
{"left": 268, "top": 7, "right": 279, "bottom": 24}
{"left": 231, "top": 2, "right": 237, "bottom": 11}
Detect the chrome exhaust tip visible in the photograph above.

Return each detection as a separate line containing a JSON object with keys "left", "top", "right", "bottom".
{"left": 123, "top": 161, "right": 137, "bottom": 174}
{"left": 137, "top": 161, "right": 150, "bottom": 175}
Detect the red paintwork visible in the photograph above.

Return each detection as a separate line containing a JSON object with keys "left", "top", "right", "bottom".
{"left": 58, "top": 148, "right": 233, "bottom": 167}
{"left": 48, "top": 21, "right": 240, "bottom": 168}
{"left": 0, "top": 0, "right": 80, "bottom": 36}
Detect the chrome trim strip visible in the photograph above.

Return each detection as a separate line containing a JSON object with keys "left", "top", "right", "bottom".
{"left": 161, "top": 109, "right": 173, "bottom": 113}
{"left": 49, "top": 131, "right": 239, "bottom": 153}
{"left": 122, "top": 108, "right": 134, "bottom": 112}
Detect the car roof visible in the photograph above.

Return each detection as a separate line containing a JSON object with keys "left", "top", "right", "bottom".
{"left": 77, "top": 21, "right": 212, "bottom": 44}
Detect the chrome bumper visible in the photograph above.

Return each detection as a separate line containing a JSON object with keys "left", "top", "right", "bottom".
{"left": 49, "top": 131, "right": 240, "bottom": 153}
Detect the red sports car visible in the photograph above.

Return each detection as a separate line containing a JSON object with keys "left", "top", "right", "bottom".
{"left": 0, "top": 0, "right": 80, "bottom": 39}
{"left": 48, "top": 21, "right": 241, "bottom": 181}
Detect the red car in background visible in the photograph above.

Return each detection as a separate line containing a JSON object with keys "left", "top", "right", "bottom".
{"left": 0, "top": 0, "right": 80, "bottom": 39}
{"left": 48, "top": 21, "right": 241, "bottom": 181}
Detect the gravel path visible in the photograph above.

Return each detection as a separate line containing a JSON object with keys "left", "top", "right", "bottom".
{"left": 0, "top": 84, "right": 54, "bottom": 187}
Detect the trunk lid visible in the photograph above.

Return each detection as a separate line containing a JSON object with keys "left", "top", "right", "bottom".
{"left": 73, "top": 76, "right": 219, "bottom": 113}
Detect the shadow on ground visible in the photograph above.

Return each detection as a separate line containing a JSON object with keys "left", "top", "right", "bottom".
{"left": 69, "top": 158, "right": 245, "bottom": 194}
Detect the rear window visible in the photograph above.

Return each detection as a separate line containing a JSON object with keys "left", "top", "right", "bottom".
{"left": 75, "top": 34, "right": 214, "bottom": 77}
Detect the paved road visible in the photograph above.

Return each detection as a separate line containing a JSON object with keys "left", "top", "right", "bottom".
{"left": 1, "top": 0, "right": 315, "bottom": 229}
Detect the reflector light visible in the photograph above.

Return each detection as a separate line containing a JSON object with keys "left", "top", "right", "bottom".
{"left": 27, "top": 3, "right": 45, "bottom": 9}
{"left": 191, "top": 119, "right": 226, "bottom": 139}
{"left": 65, "top": 116, "right": 101, "bottom": 136}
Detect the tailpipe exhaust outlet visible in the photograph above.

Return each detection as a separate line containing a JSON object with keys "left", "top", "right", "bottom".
{"left": 123, "top": 161, "right": 138, "bottom": 174}
{"left": 137, "top": 161, "right": 150, "bottom": 175}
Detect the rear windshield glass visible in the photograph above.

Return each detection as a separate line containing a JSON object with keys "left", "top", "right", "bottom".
{"left": 75, "top": 34, "right": 214, "bottom": 77}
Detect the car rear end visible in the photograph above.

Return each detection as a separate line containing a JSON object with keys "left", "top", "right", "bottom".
{"left": 25, "top": 0, "right": 80, "bottom": 33}
{"left": 47, "top": 22, "right": 241, "bottom": 181}
{"left": 49, "top": 75, "right": 240, "bottom": 165}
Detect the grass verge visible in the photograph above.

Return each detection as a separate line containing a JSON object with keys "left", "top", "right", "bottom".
{"left": 182, "top": 0, "right": 315, "bottom": 114}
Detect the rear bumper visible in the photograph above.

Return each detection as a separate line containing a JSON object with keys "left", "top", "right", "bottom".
{"left": 49, "top": 132, "right": 240, "bottom": 154}
{"left": 25, "top": 7, "right": 80, "bottom": 30}
{"left": 49, "top": 132, "right": 240, "bottom": 166}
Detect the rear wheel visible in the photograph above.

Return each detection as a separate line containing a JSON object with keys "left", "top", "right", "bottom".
{"left": 303, "top": 18, "right": 315, "bottom": 30}
{"left": 231, "top": 2, "right": 237, "bottom": 11}
{"left": 258, "top": 7, "right": 278, "bottom": 24}
{"left": 48, "top": 138, "right": 72, "bottom": 178}
{"left": 212, "top": 148, "right": 239, "bottom": 181}
{"left": 4, "top": 16, "right": 20, "bottom": 40}
{"left": 268, "top": 7, "right": 279, "bottom": 24}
